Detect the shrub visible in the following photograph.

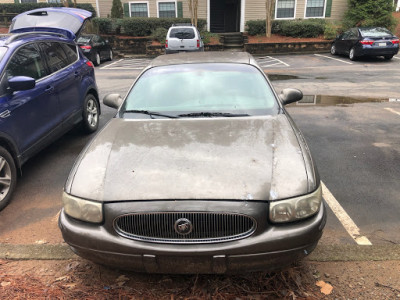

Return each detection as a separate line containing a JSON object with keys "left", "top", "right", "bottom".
{"left": 343, "top": 0, "right": 397, "bottom": 31}
{"left": 110, "top": 0, "right": 123, "bottom": 19}
{"left": 200, "top": 31, "right": 219, "bottom": 44}
{"left": 280, "top": 19, "right": 326, "bottom": 38}
{"left": 151, "top": 27, "right": 168, "bottom": 44}
{"left": 246, "top": 20, "right": 266, "bottom": 36}
{"left": 324, "top": 22, "right": 340, "bottom": 40}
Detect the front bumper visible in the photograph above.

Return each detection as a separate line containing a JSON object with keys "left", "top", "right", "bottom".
{"left": 59, "top": 200, "right": 326, "bottom": 274}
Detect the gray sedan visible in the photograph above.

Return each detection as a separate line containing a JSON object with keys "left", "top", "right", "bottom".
{"left": 59, "top": 52, "right": 326, "bottom": 274}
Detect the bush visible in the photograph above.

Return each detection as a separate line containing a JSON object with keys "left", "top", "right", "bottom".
{"left": 280, "top": 19, "right": 326, "bottom": 38}
{"left": 110, "top": 0, "right": 123, "bottom": 19}
{"left": 151, "top": 27, "right": 168, "bottom": 44}
{"left": 324, "top": 22, "right": 341, "bottom": 40}
{"left": 343, "top": 0, "right": 397, "bottom": 30}
{"left": 0, "top": 3, "right": 96, "bottom": 16}
{"left": 246, "top": 20, "right": 266, "bottom": 36}
{"left": 200, "top": 31, "right": 219, "bottom": 44}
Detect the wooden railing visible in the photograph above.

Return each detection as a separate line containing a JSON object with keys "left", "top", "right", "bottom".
{"left": 1, "top": 11, "right": 17, "bottom": 26}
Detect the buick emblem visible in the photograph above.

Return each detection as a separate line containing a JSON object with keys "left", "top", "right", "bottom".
{"left": 174, "top": 218, "right": 193, "bottom": 235}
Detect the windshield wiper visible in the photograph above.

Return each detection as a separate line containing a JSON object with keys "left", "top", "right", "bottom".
{"left": 178, "top": 112, "right": 250, "bottom": 118}
{"left": 124, "top": 110, "right": 178, "bottom": 119}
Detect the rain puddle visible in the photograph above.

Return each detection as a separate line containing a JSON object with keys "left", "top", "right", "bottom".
{"left": 268, "top": 74, "right": 302, "bottom": 81}
{"left": 288, "top": 95, "right": 394, "bottom": 107}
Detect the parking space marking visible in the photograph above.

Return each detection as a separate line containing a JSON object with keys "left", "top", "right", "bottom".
{"left": 314, "top": 54, "right": 353, "bottom": 65}
{"left": 393, "top": 56, "right": 400, "bottom": 60}
{"left": 100, "top": 58, "right": 152, "bottom": 70}
{"left": 385, "top": 107, "right": 400, "bottom": 116}
{"left": 256, "top": 56, "right": 290, "bottom": 68}
{"left": 321, "top": 181, "right": 372, "bottom": 246}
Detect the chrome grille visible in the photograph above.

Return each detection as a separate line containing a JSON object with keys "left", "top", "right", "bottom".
{"left": 114, "top": 212, "right": 256, "bottom": 244}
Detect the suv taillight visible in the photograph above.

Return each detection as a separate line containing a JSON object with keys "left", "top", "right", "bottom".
{"left": 80, "top": 45, "right": 92, "bottom": 50}
{"left": 197, "top": 40, "right": 200, "bottom": 48}
{"left": 86, "top": 61, "right": 94, "bottom": 68}
{"left": 165, "top": 40, "right": 168, "bottom": 48}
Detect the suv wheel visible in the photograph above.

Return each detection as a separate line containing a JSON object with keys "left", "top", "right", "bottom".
{"left": 0, "top": 147, "right": 17, "bottom": 211}
{"left": 82, "top": 94, "right": 99, "bottom": 133}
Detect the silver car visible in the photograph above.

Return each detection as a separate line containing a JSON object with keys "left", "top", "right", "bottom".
{"left": 165, "top": 24, "right": 204, "bottom": 54}
{"left": 59, "top": 52, "right": 326, "bottom": 274}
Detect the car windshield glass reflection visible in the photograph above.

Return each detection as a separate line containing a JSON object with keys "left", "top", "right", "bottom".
{"left": 77, "top": 36, "right": 91, "bottom": 43}
{"left": 122, "top": 63, "right": 278, "bottom": 117}
{"left": 170, "top": 28, "right": 195, "bottom": 39}
{"left": 360, "top": 28, "right": 393, "bottom": 38}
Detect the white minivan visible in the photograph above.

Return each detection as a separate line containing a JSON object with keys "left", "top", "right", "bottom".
{"left": 165, "top": 24, "right": 204, "bottom": 54}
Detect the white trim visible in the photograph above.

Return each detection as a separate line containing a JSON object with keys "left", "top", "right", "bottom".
{"left": 304, "top": 0, "right": 326, "bottom": 19}
{"left": 95, "top": 0, "right": 100, "bottom": 17}
{"left": 240, "top": 0, "right": 245, "bottom": 32}
{"left": 129, "top": 1, "right": 150, "bottom": 18}
{"left": 156, "top": 0, "right": 178, "bottom": 18}
{"left": 274, "top": 0, "right": 297, "bottom": 20}
{"left": 207, "top": 0, "right": 210, "bottom": 31}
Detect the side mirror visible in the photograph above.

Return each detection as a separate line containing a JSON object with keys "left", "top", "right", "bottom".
{"left": 8, "top": 76, "right": 35, "bottom": 91}
{"left": 103, "top": 93, "right": 123, "bottom": 109}
{"left": 279, "top": 88, "right": 303, "bottom": 105}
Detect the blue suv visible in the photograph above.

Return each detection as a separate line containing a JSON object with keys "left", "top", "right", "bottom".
{"left": 0, "top": 7, "right": 100, "bottom": 210}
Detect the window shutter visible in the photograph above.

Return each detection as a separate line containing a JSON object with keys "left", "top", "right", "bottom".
{"left": 177, "top": 1, "right": 183, "bottom": 18}
{"left": 325, "top": 0, "right": 333, "bottom": 17}
{"left": 123, "top": 3, "right": 130, "bottom": 17}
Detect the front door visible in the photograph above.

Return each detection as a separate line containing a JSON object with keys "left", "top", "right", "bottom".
{"left": 210, "top": 0, "right": 241, "bottom": 33}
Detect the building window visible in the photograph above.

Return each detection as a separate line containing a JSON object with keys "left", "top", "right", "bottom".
{"left": 276, "top": 0, "right": 295, "bottom": 19}
{"left": 47, "top": 0, "right": 62, "bottom": 3}
{"left": 20, "top": 0, "right": 38, "bottom": 3}
{"left": 130, "top": 2, "right": 149, "bottom": 17}
{"left": 306, "top": 0, "right": 325, "bottom": 18}
{"left": 158, "top": 2, "right": 176, "bottom": 18}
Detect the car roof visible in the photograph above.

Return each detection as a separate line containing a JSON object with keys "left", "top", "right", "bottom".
{"left": 149, "top": 52, "right": 256, "bottom": 68}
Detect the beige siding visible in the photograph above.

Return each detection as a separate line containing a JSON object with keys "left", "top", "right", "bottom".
{"left": 0, "top": 0, "right": 16, "bottom": 3}
{"left": 245, "top": 0, "right": 266, "bottom": 23}
{"left": 296, "top": 0, "right": 305, "bottom": 18}
{"left": 329, "top": 0, "right": 347, "bottom": 21}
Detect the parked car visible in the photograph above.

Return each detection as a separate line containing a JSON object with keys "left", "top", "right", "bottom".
{"left": 0, "top": 7, "right": 100, "bottom": 211}
{"left": 59, "top": 52, "right": 326, "bottom": 274}
{"left": 77, "top": 34, "right": 113, "bottom": 66}
{"left": 165, "top": 24, "right": 204, "bottom": 54}
{"left": 331, "top": 27, "right": 399, "bottom": 60}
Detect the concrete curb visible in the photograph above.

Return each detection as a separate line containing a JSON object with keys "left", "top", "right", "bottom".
{"left": 1, "top": 243, "right": 400, "bottom": 261}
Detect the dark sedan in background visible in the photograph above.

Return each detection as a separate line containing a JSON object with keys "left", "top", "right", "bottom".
{"left": 77, "top": 34, "right": 113, "bottom": 66}
{"left": 331, "top": 27, "right": 399, "bottom": 60}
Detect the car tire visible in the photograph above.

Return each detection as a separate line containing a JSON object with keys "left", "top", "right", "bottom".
{"left": 384, "top": 55, "right": 393, "bottom": 60}
{"left": 330, "top": 44, "right": 337, "bottom": 55}
{"left": 349, "top": 47, "right": 357, "bottom": 61}
{"left": 82, "top": 94, "right": 99, "bottom": 134}
{"left": 0, "top": 146, "right": 17, "bottom": 211}
{"left": 108, "top": 49, "right": 113, "bottom": 61}
{"left": 94, "top": 53, "right": 101, "bottom": 66}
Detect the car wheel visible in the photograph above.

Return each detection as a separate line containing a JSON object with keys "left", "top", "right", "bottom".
{"left": 330, "top": 44, "right": 337, "bottom": 55}
{"left": 108, "top": 49, "right": 113, "bottom": 61}
{"left": 349, "top": 47, "right": 357, "bottom": 61}
{"left": 384, "top": 55, "right": 393, "bottom": 60}
{"left": 94, "top": 53, "right": 101, "bottom": 66}
{"left": 0, "top": 146, "right": 17, "bottom": 211}
{"left": 82, "top": 94, "right": 99, "bottom": 133}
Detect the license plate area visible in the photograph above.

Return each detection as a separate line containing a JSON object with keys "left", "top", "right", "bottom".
{"left": 378, "top": 42, "right": 387, "bottom": 47}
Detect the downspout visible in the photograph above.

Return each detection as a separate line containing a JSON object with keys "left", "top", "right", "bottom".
{"left": 95, "top": 0, "right": 101, "bottom": 17}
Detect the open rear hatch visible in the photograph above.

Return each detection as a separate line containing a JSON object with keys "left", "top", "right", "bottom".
{"left": 9, "top": 7, "right": 92, "bottom": 40}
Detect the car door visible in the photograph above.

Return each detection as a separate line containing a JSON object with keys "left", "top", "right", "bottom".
{"left": 335, "top": 30, "right": 351, "bottom": 53}
{"left": 39, "top": 41, "right": 81, "bottom": 125}
{"left": 96, "top": 36, "right": 108, "bottom": 60}
{"left": 0, "top": 43, "right": 61, "bottom": 156}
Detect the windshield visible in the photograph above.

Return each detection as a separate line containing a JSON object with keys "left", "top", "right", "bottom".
{"left": 77, "top": 36, "right": 92, "bottom": 44}
{"left": 121, "top": 63, "right": 279, "bottom": 117}
{"left": 169, "top": 28, "right": 195, "bottom": 39}
{"left": 0, "top": 47, "right": 7, "bottom": 62}
{"left": 360, "top": 27, "right": 393, "bottom": 38}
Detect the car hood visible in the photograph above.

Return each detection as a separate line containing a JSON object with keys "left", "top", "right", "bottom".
{"left": 66, "top": 115, "right": 311, "bottom": 202}
{"left": 9, "top": 7, "right": 92, "bottom": 40}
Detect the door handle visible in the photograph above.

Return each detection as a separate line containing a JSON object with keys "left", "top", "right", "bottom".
{"left": 45, "top": 86, "right": 54, "bottom": 93}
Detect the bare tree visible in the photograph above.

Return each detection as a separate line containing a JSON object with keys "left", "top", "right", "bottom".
{"left": 188, "top": 0, "right": 199, "bottom": 27}
{"left": 265, "top": 0, "right": 273, "bottom": 37}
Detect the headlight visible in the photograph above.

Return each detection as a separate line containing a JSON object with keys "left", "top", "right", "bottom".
{"left": 269, "top": 185, "right": 322, "bottom": 223}
{"left": 62, "top": 192, "right": 103, "bottom": 223}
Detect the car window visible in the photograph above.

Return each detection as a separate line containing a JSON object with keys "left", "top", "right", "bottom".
{"left": 4, "top": 43, "right": 48, "bottom": 80}
{"left": 61, "top": 43, "right": 78, "bottom": 64}
{"left": 122, "top": 63, "right": 278, "bottom": 115}
{"left": 40, "top": 42, "right": 70, "bottom": 73}
{"left": 359, "top": 27, "right": 393, "bottom": 38}
{"left": 169, "top": 28, "right": 195, "bottom": 39}
{"left": 77, "top": 36, "right": 91, "bottom": 44}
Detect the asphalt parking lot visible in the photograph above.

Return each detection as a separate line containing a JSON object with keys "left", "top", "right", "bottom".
{"left": 0, "top": 53, "right": 399, "bottom": 260}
